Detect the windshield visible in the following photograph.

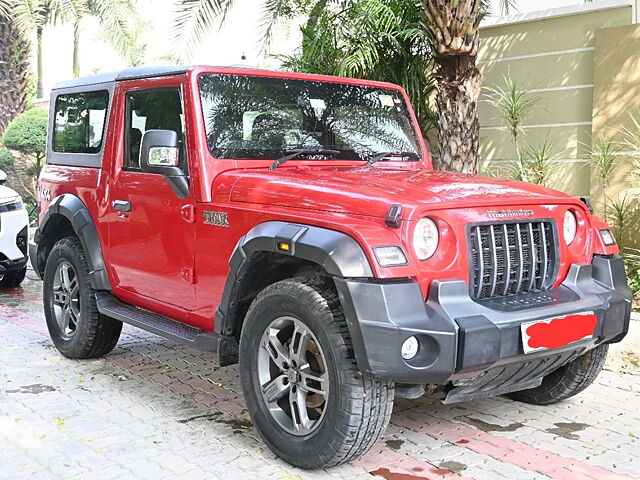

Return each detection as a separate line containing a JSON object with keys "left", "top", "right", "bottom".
{"left": 198, "top": 73, "right": 422, "bottom": 162}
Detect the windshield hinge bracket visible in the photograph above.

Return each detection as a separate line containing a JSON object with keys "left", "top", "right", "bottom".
{"left": 385, "top": 204, "right": 403, "bottom": 229}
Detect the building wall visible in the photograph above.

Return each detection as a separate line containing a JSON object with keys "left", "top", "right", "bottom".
{"left": 592, "top": 23, "right": 640, "bottom": 206}
{"left": 478, "top": 0, "right": 636, "bottom": 197}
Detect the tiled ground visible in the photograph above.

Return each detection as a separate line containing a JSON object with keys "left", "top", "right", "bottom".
{"left": 1, "top": 269, "right": 639, "bottom": 479}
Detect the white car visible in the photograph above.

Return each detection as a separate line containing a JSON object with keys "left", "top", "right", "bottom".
{"left": 0, "top": 170, "right": 29, "bottom": 288}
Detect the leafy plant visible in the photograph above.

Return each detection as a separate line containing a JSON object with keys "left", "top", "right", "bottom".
{"left": 608, "top": 194, "right": 638, "bottom": 252}
{"left": 0, "top": 147, "right": 15, "bottom": 169}
{"left": 279, "top": 0, "right": 437, "bottom": 138}
{"left": 485, "top": 74, "right": 542, "bottom": 164}
{"left": 517, "top": 136, "right": 557, "bottom": 186}
{"left": 2, "top": 108, "right": 48, "bottom": 196}
{"left": 590, "top": 136, "right": 618, "bottom": 222}
{"left": 619, "top": 113, "right": 640, "bottom": 188}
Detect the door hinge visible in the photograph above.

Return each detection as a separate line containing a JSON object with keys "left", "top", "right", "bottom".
{"left": 181, "top": 204, "right": 196, "bottom": 223}
{"left": 181, "top": 267, "right": 196, "bottom": 284}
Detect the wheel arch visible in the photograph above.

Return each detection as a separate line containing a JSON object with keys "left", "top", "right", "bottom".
{"left": 215, "top": 221, "right": 373, "bottom": 342}
{"left": 33, "top": 194, "right": 111, "bottom": 291}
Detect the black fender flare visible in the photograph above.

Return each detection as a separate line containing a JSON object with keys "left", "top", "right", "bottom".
{"left": 33, "top": 194, "right": 111, "bottom": 291}
{"left": 215, "top": 221, "right": 373, "bottom": 336}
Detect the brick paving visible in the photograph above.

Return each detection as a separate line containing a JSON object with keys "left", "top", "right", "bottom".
{"left": 1, "top": 270, "right": 639, "bottom": 479}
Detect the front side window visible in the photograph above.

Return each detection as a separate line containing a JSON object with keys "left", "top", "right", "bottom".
{"left": 198, "top": 74, "right": 421, "bottom": 162}
{"left": 124, "top": 87, "right": 186, "bottom": 170}
{"left": 53, "top": 90, "right": 109, "bottom": 153}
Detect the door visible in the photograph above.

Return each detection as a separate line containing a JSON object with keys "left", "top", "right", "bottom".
{"left": 107, "top": 83, "right": 196, "bottom": 309}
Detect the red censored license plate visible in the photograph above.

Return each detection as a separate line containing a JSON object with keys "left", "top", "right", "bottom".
{"left": 521, "top": 312, "right": 598, "bottom": 354}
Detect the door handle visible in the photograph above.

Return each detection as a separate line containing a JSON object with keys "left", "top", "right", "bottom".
{"left": 112, "top": 200, "right": 132, "bottom": 212}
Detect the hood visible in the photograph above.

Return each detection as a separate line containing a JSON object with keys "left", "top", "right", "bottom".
{"left": 224, "top": 166, "right": 577, "bottom": 219}
{"left": 0, "top": 185, "right": 19, "bottom": 203}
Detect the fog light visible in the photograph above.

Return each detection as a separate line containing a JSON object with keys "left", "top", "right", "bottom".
{"left": 401, "top": 336, "right": 419, "bottom": 360}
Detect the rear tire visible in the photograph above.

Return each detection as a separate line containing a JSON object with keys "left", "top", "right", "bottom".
{"left": 0, "top": 266, "right": 27, "bottom": 288}
{"left": 43, "top": 236, "right": 122, "bottom": 359}
{"left": 508, "top": 344, "right": 608, "bottom": 405}
{"left": 239, "top": 276, "right": 394, "bottom": 469}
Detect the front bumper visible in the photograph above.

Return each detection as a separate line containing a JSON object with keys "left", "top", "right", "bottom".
{"left": 0, "top": 255, "right": 28, "bottom": 273}
{"left": 0, "top": 207, "right": 29, "bottom": 267}
{"left": 335, "top": 254, "right": 632, "bottom": 402}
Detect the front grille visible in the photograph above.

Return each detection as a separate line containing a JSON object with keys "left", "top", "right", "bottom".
{"left": 469, "top": 221, "right": 557, "bottom": 300}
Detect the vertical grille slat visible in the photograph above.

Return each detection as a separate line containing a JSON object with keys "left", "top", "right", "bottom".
{"left": 540, "top": 222, "right": 550, "bottom": 289}
{"left": 489, "top": 225, "right": 499, "bottom": 297}
{"left": 527, "top": 222, "right": 536, "bottom": 291}
{"left": 469, "top": 220, "right": 556, "bottom": 300}
{"left": 515, "top": 223, "right": 525, "bottom": 293}
{"left": 475, "top": 228, "right": 485, "bottom": 298}
{"left": 502, "top": 224, "right": 511, "bottom": 296}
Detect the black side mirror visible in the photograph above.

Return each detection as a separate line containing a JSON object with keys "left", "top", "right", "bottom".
{"left": 0, "top": 170, "right": 6, "bottom": 186}
{"left": 140, "top": 129, "right": 189, "bottom": 198}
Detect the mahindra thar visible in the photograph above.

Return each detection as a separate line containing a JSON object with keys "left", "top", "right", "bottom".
{"left": 31, "top": 66, "right": 632, "bottom": 468}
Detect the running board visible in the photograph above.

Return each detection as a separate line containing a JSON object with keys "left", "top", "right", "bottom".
{"left": 95, "top": 292, "right": 239, "bottom": 364}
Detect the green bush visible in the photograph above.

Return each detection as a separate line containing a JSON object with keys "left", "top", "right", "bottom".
{"left": 2, "top": 109, "right": 48, "bottom": 190}
{"left": 2, "top": 108, "right": 48, "bottom": 163}
{"left": 0, "top": 148, "right": 15, "bottom": 169}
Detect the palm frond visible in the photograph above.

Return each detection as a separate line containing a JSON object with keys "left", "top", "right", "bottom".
{"left": 170, "top": 0, "right": 234, "bottom": 61}
{"left": 258, "top": 0, "right": 288, "bottom": 49}
{"left": 86, "top": 0, "right": 139, "bottom": 62}
{"left": 0, "top": 0, "right": 11, "bottom": 18}
{"left": 495, "top": 0, "right": 516, "bottom": 16}
{"left": 10, "top": 0, "right": 45, "bottom": 36}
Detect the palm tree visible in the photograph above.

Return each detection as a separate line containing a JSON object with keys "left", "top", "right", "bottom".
{"left": 171, "top": 0, "right": 515, "bottom": 173}
{"left": 0, "top": 5, "right": 31, "bottom": 135}
{"left": 70, "top": 0, "right": 142, "bottom": 77}
{"left": 279, "top": 1, "right": 437, "bottom": 139}
{"left": 420, "top": 0, "right": 514, "bottom": 173}
{"left": 8, "top": 0, "right": 140, "bottom": 98}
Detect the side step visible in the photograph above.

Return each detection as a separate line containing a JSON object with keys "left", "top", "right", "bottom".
{"left": 95, "top": 292, "right": 239, "bottom": 364}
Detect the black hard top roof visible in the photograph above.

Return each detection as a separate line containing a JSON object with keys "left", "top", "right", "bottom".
{"left": 51, "top": 66, "right": 189, "bottom": 90}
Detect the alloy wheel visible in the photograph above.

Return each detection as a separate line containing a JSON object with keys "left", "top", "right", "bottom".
{"left": 257, "top": 316, "right": 329, "bottom": 436}
{"left": 52, "top": 261, "right": 80, "bottom": 338}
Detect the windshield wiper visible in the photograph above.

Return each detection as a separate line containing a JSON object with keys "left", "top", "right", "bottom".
{"left": 269, "top": 149, "right": 341, "bottom": 171}
{"left": 366, "top": 151, "right": 417, "bottom": 167}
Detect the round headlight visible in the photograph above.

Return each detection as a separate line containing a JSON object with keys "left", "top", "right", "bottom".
{"left": 413, "top": 217, "right": 439, "bottom": 260}
{"left": 564, "top": 210, "right": 577, "bottom": 245}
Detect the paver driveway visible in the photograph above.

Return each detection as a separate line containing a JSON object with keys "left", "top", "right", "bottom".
{"left": 1, "top": 269, "right": 639, "bottom": 480}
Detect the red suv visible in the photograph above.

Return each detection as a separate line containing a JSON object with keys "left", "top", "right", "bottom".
{"left": 31, "top": 66, "right": 631, "bottom": 468}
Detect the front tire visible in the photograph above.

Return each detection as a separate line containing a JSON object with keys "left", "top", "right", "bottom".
{"left": 43, "top": 236, "right": 122, "bottom": 359}
{"left": 508, "top": 344, "right": 609, "bottom": 405}
{"left": 239, "top": 277, "right": 394, "bottom": 469}
{"left": 0, "top": 266, "right": 27, "bottom": 288}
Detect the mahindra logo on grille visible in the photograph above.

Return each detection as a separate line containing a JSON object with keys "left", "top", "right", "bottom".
{"left": 487, "top": 209, "right": 535, "bottom": 219}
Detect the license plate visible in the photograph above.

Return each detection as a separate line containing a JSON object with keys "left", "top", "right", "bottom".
{"left": 521, "top": 312, "right": 598, "bottom": 354}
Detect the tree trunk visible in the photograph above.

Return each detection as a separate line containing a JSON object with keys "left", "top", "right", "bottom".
{"left": 421, "top": 0, "right": 483, "bottom": 174}
{"left": 434, "top": 54, "right": 481, "bottom": 174}
{"left": 36, "top": 26, "right": 44, "bottom": 99}
{"left": 0, "top": 16, "right": 31, "bottom": 136}
{"left": 73, "top": 22, "right": 80, "bottom": 78}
